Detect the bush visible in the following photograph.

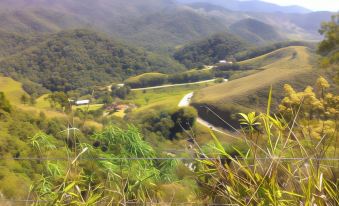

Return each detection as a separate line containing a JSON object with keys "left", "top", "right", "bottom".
{"left": 111, "top": 85, "right": 131, "bottom": 99}
{"left": 214, "top": 78, "right": 224, "bottom": 83}
{"left": 140, "top": 107, "right": 198, "bottom": 140}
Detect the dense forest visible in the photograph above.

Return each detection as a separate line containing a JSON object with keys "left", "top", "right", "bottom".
{"left": 0, "top": 30, "right": 185, "bottom": 93}
{"left": 174, "top": 33, "right": 248, "bottom": 68}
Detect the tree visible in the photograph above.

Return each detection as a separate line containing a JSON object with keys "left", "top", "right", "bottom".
{"left": 47, "top": 92, "right": 70, "bottom": 112}
{"left": 111, "top": 85, "right": 131, "bottom": 99}
{"left": 170, "top": 107, "right": 197, "bottom": 139}
{"left": 318, "top": 14, "right": 339, "bottom": 82}
{"left": 318, "top": 14, "right": 339, "bottom": 57}
{"left": 0, "top": 92, "right": 11, "bottom": 113}
{"left": 20, "top": 94, "right": 29, "bottom": 104}
{"left": 29, "top": 94, "right": 37, "bottom": 106}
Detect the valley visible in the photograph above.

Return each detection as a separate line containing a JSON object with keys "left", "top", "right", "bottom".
{"left": 0, "top": 0, "right": 338, "bottom": 205}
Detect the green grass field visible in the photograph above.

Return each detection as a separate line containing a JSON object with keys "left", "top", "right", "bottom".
{"left": 127, "top": 82, "right": 215, "bottom": 113}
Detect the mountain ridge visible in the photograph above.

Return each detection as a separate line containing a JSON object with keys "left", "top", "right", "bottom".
{"left": 176, "top": 0, "right": 311, "bottom": 13}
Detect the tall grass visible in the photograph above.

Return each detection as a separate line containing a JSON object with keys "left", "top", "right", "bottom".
{"left": 24, "top": 77, "right": 338, "bottom": 205}
{"left": 193, "top": 83, "right": 339, "bottom": 205}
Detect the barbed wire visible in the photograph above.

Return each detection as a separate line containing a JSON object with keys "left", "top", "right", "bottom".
{"left": 0, "top": 157, "right": 338, "bottom": 161}
{"left": 0, "top": 199, "right": 238, "bottom": 205}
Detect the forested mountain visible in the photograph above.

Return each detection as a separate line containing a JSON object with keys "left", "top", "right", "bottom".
{"left": 0, "top": 0, "right": 224, "bottom": 51}
{"left": 0, "top": 0, "right": 332, "bottom": 52}
{"left": 177, "top": 0, "right": 311, "bottom": 13}
{"left": 0, "top": 30, "right": 185, "bottom": 92}
{"left": 229, "top": 18, "right": 284, "bottom": 45}
{"left": 174, "top": 33, "right": 248, "bottom": 68}
{"left": 126, "top": 7, "right": 227, "bottom": 51}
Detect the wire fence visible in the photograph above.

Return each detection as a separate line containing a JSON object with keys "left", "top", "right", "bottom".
{"left": 0, "top": 199, "right": 239, "bottom": 205}
{"left": 0, "top": 157, "right": 338, "bottom": 161}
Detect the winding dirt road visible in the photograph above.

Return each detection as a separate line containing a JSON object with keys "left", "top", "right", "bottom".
{"left": 178, "top": 92, "right": 228, "bottom": 135}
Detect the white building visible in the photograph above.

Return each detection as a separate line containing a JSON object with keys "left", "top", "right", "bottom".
{"left": 75, "top": 100, "right": 90, "bottom": 105}
{"left": 219, "top": 60, "right": 233, "bottom": 64}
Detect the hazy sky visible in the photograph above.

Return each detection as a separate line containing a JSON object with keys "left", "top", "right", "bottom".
{"left": 260, "top": 0, "right": 339, "bottom": 11}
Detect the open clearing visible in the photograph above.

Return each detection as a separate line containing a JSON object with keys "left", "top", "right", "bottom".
{"left": 0, "top": 75, "right": 28, "bottom": 104}
{"left": 192, "top": 46, "right": 317, "bottom": 115}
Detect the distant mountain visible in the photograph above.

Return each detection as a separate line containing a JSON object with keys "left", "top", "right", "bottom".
{"left": 229, "top": 18, "right": 284, "bottom": 45}
{"left": 177, "top": 0, "right": 311, "bottom": 13}
{"left": 186, "top": 2, "right": 230, "bottom": 12}
{"left": 126, "top": 7, "right": 228, "bottom": 51}
{"left": 174, "top": 33, "right": 248, "bottom": 68}
{"left": 250, "top": 11, "right": 333, "bottom": 40}
{"left": 0, "top": 0, "right": 332, "bottom": 53}
{"left": 0, "top": 29, "right": 185, "bottom": 92}
{"left": 0, "top": 0, "right": 227, "bottom": 51}
{"left": 184, "top": 3, "right": 333, "bottom": 41}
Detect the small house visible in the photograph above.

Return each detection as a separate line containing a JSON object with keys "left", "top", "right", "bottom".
{"left": 75, "top": 100, "right": 90, "bottom": 106}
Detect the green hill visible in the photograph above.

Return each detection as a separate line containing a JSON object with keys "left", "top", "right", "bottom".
{"left": 229, "top": 18, "right": 284, "bottom": 45}
{"left": 191, "top": 46, "right": 325, "bottom": 128}
{"left": 0, "top": 29, "right": 185, "bottom": 92}
{"left": 174, "top": 33, "right": 248, "bottom": 68}
{"left": 0, "top": 29, "right": 42, "bottom": 58}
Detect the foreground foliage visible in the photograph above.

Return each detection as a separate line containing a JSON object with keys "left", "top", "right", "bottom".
{"left": 195, "top": 77, "right": 338, "bottom": 205}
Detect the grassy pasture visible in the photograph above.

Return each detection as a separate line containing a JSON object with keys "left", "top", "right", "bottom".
{"left": 127, "top": 82, "right": 215, "bottom": 112}
{"left": 192, "top": 46, "right": 321, "bottom": 127}
{"left": 0, "top": 75, "right": 28, "bottom": 104}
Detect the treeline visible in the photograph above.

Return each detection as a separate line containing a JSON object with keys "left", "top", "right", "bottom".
{"left": 234, "top": 41, "right": 315, "bottom": 61}
{"left": 124, "top": 73, "right": 168, "bottom": 88}
{"left": 318, "top": 14, "right": 339, "bottom": 69}
{"left": 0, "top": 29, "right": 186, "bottom": 93}
{"left": 124, "top": 70, "right": 215, "bottom": 88}
{"left": 174, "top": 33, "right": 248, "bottom": 68}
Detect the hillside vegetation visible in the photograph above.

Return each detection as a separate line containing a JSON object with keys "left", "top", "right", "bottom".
{"left": 229, "top": 18, "right": 284, "bottom": 45}
{"left": 0, "top": 29, "right": 185, "bottom": 92}
{"left": 174, "top": 33, "right": 248, "bottom": 68}
{"left": 191, "top": 46, "right": 321, "bottom": 127}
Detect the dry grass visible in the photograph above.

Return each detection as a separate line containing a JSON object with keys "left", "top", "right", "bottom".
{"left": 192, "top": 46, "right": 316, "bottom": 112}
{"left": 0, "top": 75, "right": 28, "bottom": 104}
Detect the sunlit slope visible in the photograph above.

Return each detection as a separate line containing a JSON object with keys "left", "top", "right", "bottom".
{"left": 192, "top": 46, "right": 317, "bottom": 125}
{"left": 0, "top": 75, "right": 28, "bottom": 104}
{"left": 0, "top": 76, "right": 102, "bottom": 128}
